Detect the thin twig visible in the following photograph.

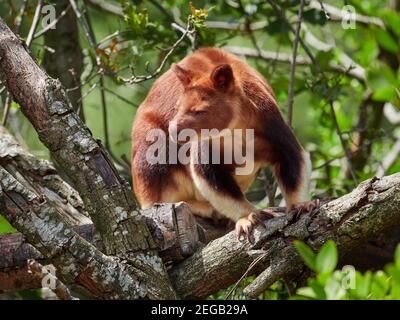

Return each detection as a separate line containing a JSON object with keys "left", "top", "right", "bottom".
{"left": 309, "top": 0, "right": 384, "bottom": 27}
{"left": 329, "top": 101, "right": 358, "bottom": 182}
{"left": 99, "top": 77, "right": 110, "bottom": 150}
{"left": 103, "top": 87, "right": 138, "bottom": 108}
{"left": 71, "top": 1, "right": 131, "bottom": 174}
{"left": 66, "top": 71, "right": 99, "bottom": 93}
{"left": 76, "top": 82, "right": 98, "bottom": 104}
{"left": 86, "top": 0, "right": 124, "bottom": 17}
{"left": 316, "top": 0, "right": 330, "bottom": 19}
{"left": 287, "top": 0, "right": 305, "bottom": 127}
{"left": 69, "top": 0, "right": 102, "bottom": 70}
{"left": 82, "top": 2, "right": 110, "bottom": 155}
{"left": 237, "top": 0, "right": 263, "bottom": 58}
{"left": 1, "top": 94, "right": 12, "bottom": 126}
{"left": 267, "top": 0, "right": 319, "bottom": 68}
{"left": 13, "top": 0, "right": 28, "bottom": 33}
{"left": 225, "top": 251, "right": 267, "bottom": 299}
{"left": 267, "top": 0, "right": 358, "bottom": 184}
{"left": 149, "top": 0, "right": 175, "bottom": 23}
{"left": 172, "top": 22, "right": 195, "bottom": 48}
{"left": 120, "top": 17, "right": 195, "bottom": 84}
{"left": 26, "top": 0, "right": 44, "bottom": 47}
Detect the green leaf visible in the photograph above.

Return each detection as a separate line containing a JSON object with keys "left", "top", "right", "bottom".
{"left": 395, "top": 244, "right": 400, "bottom": 269}
{"left": 293, "top": 240, "right": 316, "bottom": 271}
{"left": 367, "top": 62, "right": 399, "bottom": 101}
{"left": 11, "top": 101, "right": 20, "bottom": 110}
{"left": 350, "top": 271, "right": 371, "bottom": 299}
{"left": 385, "top": 264, "right": 400, "bottom": 285}
{"left": 266, "top": 19, "right": 289, "bottom": 35}
{"left": 372, "top": 86, "right": 397, "bottom": 101}
{"left": 325, "top": 277, "right": 346, "bottom": 300}
{"left": 308, "top": 279, "right": 326, "bottom": 299}
{"left": 315, "top": 50, "right": 335, "bottom": 70}
{"left": 372, "top": 27, "right": 400, "bottom": 54}
{"left": 370, "top": 271, "right": 390, "bottom": 299}
{"left": 303, "top": 9, "right": 327, "bottom": 25}
{"left": 296, "top": 287, "right": 317, "bottom": 299}
{"left": 315, "top": 240, "right": 338, "bottom": 274}
{"left": 380, "top": 9, "right": 400, "bottom": 37}
{"left": 0, "top": 215, "right": 15, "bottom": 234}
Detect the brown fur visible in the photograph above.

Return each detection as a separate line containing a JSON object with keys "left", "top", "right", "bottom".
{"left": 131, "top": 48, "right": 310, "bottom": 234}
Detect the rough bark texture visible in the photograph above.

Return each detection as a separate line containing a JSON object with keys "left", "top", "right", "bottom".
{"left": 0, "top": 127, "right": 205, "bottom": 267}
{"left": 0, "top": 126, "right": 208, "bottom": 294}
{"left": 0, "top": 209, "right": 217, "bottom": 293}
{"left": 170, "top": 174, "right": 400, "bottom": 299}
{"left": 0, "top": 126, "right": 89, "bottom": 226}
{"left": 0, "top": 18, "right": 176, "bottom": 299}
{"left": 0, "top": 204, "right": 206, "bottom": 275}
{"left": 43, "top": 0, "right": 84, "bottom": 118}
{"left": 0, "top": 167, "right": 161, "bottom": 299}
{"left": 1, "top": 134, "right": 400, "bottom": 299}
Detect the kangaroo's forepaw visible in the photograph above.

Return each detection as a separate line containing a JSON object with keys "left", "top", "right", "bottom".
{"left": 235, "top": 216, "right": 253, "bottom": 242}
{"left": 290, "top": 199, "right": 320, "bottom": 220}
{"left": 235, "top": 210, "right": 275, "bottom": 243}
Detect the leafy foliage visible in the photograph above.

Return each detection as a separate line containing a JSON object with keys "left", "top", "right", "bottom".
{"left": 294, "top": 241, "right": 400, "bottom": 300}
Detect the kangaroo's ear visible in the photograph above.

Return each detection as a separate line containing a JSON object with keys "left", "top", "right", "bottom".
{"left": 172, "top": 63, "right": 193, "bottom": 87}
{"left": 211, "top": 64, "right": 234, "bottom": 90}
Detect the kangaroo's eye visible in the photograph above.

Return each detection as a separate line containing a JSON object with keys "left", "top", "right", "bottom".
{"left": 193, "top": 110, "right": 207, "bottom": 116}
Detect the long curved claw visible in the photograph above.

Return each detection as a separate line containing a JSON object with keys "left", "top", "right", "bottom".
{"left": 258, "top": 209, "right": 276, "bottom": 219}
{"left": 248, "top": 210, "right": 275, "bottom": 225}
{"left": 245, "top": 224, "right": 252, "bottom": 242}
{"left": 291, "top": 199, "right": 321, "bottom": 220}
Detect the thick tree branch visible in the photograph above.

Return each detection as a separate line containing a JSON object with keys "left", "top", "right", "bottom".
{"left": 27, "top": 259, "right": 78, "bottom": 300}
{"left": 0, "top": 167, "right": 165, "bottom": 299}
{"left": 0, "top": 126, "right": 90, "bottom": 226}
{"left": 0, "top": 127, "right": 207, "bottom": 293}
{"left": 0, "top": 18, "right": 175, "bottom": 299}
{"left": 2, "top": 174, "right": 400, "bottom": 297}
{"left": 43, "top": 0, "right": 84, "bottom": 119}
{"left": 0, "top": 203, "right": 214, "bottom": 293}
{"left": 170, "top": 173, "right": 400, "bottom": 299}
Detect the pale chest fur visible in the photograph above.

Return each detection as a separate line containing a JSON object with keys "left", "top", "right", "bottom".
{"left": 167, "top": 161, "right": 261, "bottom": 202}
